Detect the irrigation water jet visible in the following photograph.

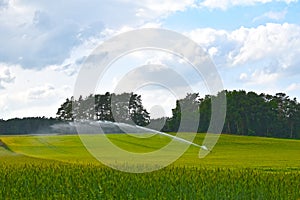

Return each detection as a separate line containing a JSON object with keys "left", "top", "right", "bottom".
{"left": 48, "top": 120, "right": 209, "bottom": 151}
{"left": 135, "top": 125, "right": 209, "bottom": 151}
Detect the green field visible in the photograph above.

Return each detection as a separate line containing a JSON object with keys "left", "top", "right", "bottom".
{"left": 0, "top": 133, "right": 300, "bottom": 199}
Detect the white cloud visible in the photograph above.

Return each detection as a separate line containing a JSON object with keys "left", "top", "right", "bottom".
{"left": 187, "top": 23, "right": 300, "bottom": 71}
{"left": 133, "top": 0, "right": 195, "bottom": 18}
{"left": 239, "top": 73, "right": 248, "bottom": 80}
{"left": 188, "top": 28, "right": 228, "bottom": 47}
{"left": 208, "top": 47, "right": 219, "bottom": 57}
{"left": 240, "top": 69, "right": 280, "bottom": 85}
{"left": 0, "top": 0, "right": 8, "bottom": 8}
{"left": 27, "top": 84, "right": 55, "bottom": 100}
{"left": 0, "top": 64, "right": 75, "bottom": 119}
{"left": 0, "top": 0, "right": 195, "bottom": 69}
{"left": 137, "top": 87, "right": 177, "bottom": 118}
{"left": 112, "top": 64, "right": 193, "bottom": 94}
{"left": 0, "top": 65, "right": 15, "bottom": 89}
{"left": 187, "top": 28, "right": 233, "bottom": 66}
{"left": 199, "top": 0, "right": 298, "bottom": 10}
{"left": 187, "top": 28, "right": 237, "bottom": 66}
{"left": 253, "top": 9, "right": 288, "bottom": 22}
{"left": 187, "top": 23, "right": 300, "bottom": 100}
{"left": 231, "top": 23, "right": 300, "bottom": 67}
{"left": 286, "top": 83, "right": 300, "bottom": 92}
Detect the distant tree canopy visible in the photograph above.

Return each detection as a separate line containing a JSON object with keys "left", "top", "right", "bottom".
{"left": 56, "top": 92, "right": 150, "bottom": 127}
{"left": 157, "top": 90, "right": 300, "bottom": 139}
{"left": 1, "top": 90, "right": 300, "bottom": 139}
{"left": 0, "top": 117, "right": 60, "bottom": 135}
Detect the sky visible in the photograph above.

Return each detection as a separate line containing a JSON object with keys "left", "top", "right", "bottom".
{"left": 0, "top": 0, "right": 300, "bottom": 119}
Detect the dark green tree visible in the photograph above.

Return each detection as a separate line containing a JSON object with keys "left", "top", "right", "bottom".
{"left": 56, "top": 92, "right": 150, "bottom": 126}
{"left": 56, "top": 97, "right": 74, "bottom": 121}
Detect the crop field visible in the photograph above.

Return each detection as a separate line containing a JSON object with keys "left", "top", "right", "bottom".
{"left": 0, "top": 133, "right": 300, "bottom": 199}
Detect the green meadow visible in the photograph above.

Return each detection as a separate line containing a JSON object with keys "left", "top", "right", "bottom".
{"left": 0, "top": 133, "right": 300, "bottom": 199}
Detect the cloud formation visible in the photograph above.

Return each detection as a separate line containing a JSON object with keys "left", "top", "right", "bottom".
{"left": 253, "top": 9, "right": 288, "bottom": 22}
{"left": 188, "top": 23, "right": 300, "bottom": 70}
{"left": 0, "top": 0, "right": 195, "bottom": 69}
{"left": 187, "top": 22, "right": 300, "bottom": 97}
{"left": 0, "top": 65, "right": 15, "bottom": 89}
{"left": 0, "top": 64, "right": 74, "bottom": 119}
{"left": 199, "top": 0, "right": 298, "bottom": 10}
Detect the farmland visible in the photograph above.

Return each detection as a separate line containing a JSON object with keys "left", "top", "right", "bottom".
{"left": 0, "top": 133, "right": 300, "bottom": 199}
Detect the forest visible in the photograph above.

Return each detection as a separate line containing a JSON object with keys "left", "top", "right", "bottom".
{"left": 1, "top": 90, "right": 300, "bottom": 139}
{"left": 161, "top": 90, "right": 300, "bottom": 139}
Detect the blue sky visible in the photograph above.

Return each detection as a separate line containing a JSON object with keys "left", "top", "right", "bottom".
{"left": 0, "top": 0, "right": 300, "bottom": 119}
{"left": 164, "top": 2, "right": 300, "bottom": 30}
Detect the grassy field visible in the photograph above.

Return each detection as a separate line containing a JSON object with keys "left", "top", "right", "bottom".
{"left": 0, "top": 133, "right": 300, "bottom": 199}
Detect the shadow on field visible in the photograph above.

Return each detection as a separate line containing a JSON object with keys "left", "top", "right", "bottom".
{"left": 0, "top": 139, "right": 12, "bottom": 152}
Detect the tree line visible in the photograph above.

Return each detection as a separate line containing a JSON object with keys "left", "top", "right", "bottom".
{"left": 1, "top": 90, "right": 300, "bottom": 139}
{"left": 157, "top": 90, "right": 300, "bottom": 139}
{"left": 54, "top": 90, "right": 300, "bottom": 138}
{"left": 0, "top": 117, "right": 60, "bottom": 135}
{"left": 56, "top": 92, "right": 150, "bottom": 126}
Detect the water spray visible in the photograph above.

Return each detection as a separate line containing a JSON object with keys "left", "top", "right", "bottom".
{"left": 50, "top": 120, "right": 210, "bottom": 151}
{"left": 135, "top": 125, "right": 209, "bottom": 151}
